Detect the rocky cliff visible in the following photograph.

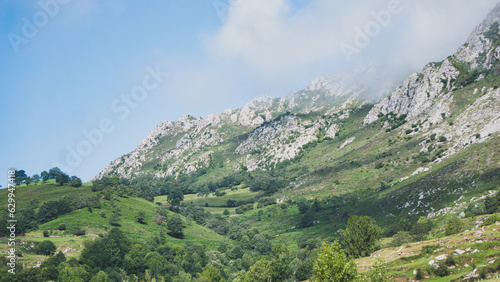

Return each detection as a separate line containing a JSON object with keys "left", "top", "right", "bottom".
{"left": 96, "top": 5, "right": 500, "bottom": 183}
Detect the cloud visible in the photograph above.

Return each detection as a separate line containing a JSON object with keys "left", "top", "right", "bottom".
{"left": 207, "top": 0, "right": 499, "bottom": 83}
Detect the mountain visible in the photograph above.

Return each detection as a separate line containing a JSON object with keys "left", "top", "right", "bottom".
{"left": 95, "top": 64, "right": 388, "bottom": 179}
{"left": 3, "top": 4, "right": 500, "bottom": 282}
{"left": 94, "top": 2, "right": 500, "bottom": 223}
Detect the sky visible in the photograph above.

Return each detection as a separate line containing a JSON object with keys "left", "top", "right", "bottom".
{"left": 1, "top": 0, "right": 499, "bottom": 187}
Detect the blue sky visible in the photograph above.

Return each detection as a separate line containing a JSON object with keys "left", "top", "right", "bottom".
{"left": 1, "top": 0, "right": 498, "bottom": 186}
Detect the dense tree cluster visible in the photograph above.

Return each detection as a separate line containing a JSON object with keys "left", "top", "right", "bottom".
{"left": 13, "top": 167, "right": 82, "bottom": 187}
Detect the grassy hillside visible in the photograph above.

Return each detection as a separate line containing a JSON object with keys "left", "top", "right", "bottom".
{"left": 0, "top": 180, "right": 93, "bottom": 208}
{"left": 356, "top": 214, "right": 500, "bottom": 281}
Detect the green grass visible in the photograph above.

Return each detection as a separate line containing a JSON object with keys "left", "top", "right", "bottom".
{"left": 37, "top": 196, "right": 226, "bottom": 249}
{"left": 156, "top": 187, "right": 259, "bottom": 208}
{"left": 0, "top": 181, "right": 92, "bottom": 208}
{"left": 355, "top": 217, "right": 500, "bottom": 281}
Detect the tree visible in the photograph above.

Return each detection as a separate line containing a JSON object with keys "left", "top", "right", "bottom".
{"left": 56, "top": 172, "right": 71, "bottom": 186}
{"left": 223, "top": 209, "right": 230, "bottom": 215}
{"left": 41, "top": 171, "right": 50, "bottom": 181}
{"left": 168, "top": 187, "right": 184, "bottom": 207}
{"left": 445, "top": 217, "right": 464, "bottom": 236}
{"left": 343, "top": 215, "right": 382, "bottom": 258}
{"left": 41, "top": 251, "right": 66, "bottom": 268}
{"left": 144, "top": 251, "right": 170, "bottom": 278}
{"left": 411, "top": 216, "right": 432, "bottom": 241}
{"left": 167, "top": 214, "right": 184, "bottom": 238}
{"left": 300, "top": 209, "right": 315, "bottom": 228}
{"left": 48, "top": 167, "right": 63, "bottom": 179}
{"left": 297, "top": 199, "right": 310, "bottom": 214}
{"left": 58, "top": 263, "right": 90, "bottom": 281}
{"left": 14, "top": 170, "right": 27, "bottom": 185}
{"left": 80, "top": 228, "right": 129, "bottom": 270}
{"left": 244, "top": 259, "right": 273, "bottom": 282}
{"left": 37, "top": 240, "right": 56, "bottom": 255}
{"left": 69, "top": 176, "right": 82, "bottom": 187}
{"left": 123, "top": 244, "right": 147, "bottom": 275}
{"left": 313, "top": 240, "right": 358, "bottom": 282}
{"left": 89, "top": 271, "right": 110, "bottom": 282}
{"left": 199, "top": 265, "right": 226, "bottom": 282}
{"left": 269, "top": 244, "right": 292, "bottom": 281}
{"left": 251, "top": 234, "right": 272, "bottom": 254}
{"left": 32, "top": 174, "right": 40, "bottom": 184}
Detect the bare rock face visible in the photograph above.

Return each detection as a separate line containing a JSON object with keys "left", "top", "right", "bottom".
{"left": 365, "top": 3, "right": 500, "bottom": 126}
{"left": 95, "top": 66, "right": 387, "bottom": 179}
{"left": 96, "top": 4, "right": 500, "bottom": 181}
{"left": 363, "top": 4, "right": 500, "bottom": 163}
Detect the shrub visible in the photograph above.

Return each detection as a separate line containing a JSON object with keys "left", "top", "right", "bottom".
{"left": 223, "top": 209, "right": 230, "bottom": 215}
{"left": 438, "top": 136, "right": 447, "bottom": 142}
{"left": 391, "top": 231, "right": 414, "bottom": 247}
{"left": 58, "top": 223, "right": 66, "bottom": 231}
{"left": 72, "top": 227, "right": 86, "bottom": 236}
{"left": 422, "top": 244, "right": 439, "bottom": 255}
{"left": 445, "top": 217, "right": 464, "bottom": 236}
{"left": 483, "top": 213, "right": 500, "bottom": 226}
{"left": 37, "top": 240, "right": 56, "bottom": 255}
{"left": 445, "top": 256, "right": 456, "bottom": 266}
{"left": 135, "top": 211, "right": 146, "bottom": 224}
{"left": 434, "top": 262, "right": 449, "bottom": 277}
{"left": 43, "top": 230, "right": 50, "bottom": 237}
{"left": 415, "top": 268, "right": 423, "bottom": 280}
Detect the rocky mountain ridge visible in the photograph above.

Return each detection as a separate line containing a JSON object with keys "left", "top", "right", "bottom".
{"left": 97, "top": 4, "right": 500, "bottom": 183}
{"left": 96, "top": 66, "right": 388, "bottom": 179}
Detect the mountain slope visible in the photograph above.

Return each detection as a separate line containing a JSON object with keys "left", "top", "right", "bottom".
{"left": 95, "top": 3, "right": 500, "bottom": 235}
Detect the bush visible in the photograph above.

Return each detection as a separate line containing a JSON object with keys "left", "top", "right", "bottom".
{"left": 483, "top": 213, "right": 500, "bottom": 226}
{"left": 58, "top": 223, "right": 66, "bottom": 231}
{"left": 135, "top": 211, "right": 146, "bottom": 224}
{"left": 445, "top": 256, "right": 455, "bottom": 266}
{"left": 438, "top": 136, "right": 447, "bottom": 142}
{"left": 422, "top": 244, "right": 439, "bottom": 255}
{"left": 72, "top": 227, "right": 86, "bottom": 236}
{"left": 109, "top": 213, "right": 121, "bottom": 226}
{"left": 43, "top": 230, "right": 50, "bottom": 237}
{"left": 391, "top": 231, "right": 414, "bottom": 247}
{"left": 434, "top": 262, "right": 449, "bottom": 277}
{"left": 415, "top": 268, "right": 423, "bottom": 280}
{"left": 37, "top": 240, "right": 56, "bottom": 255}
{"left": 69, "top": 176, "right": 82, "bottom": 187}
{"left": 223, "top": 209, "right": 230, "bottom": 215}
{"left": 445, "top": 217, "right": 464, "bottom": 236}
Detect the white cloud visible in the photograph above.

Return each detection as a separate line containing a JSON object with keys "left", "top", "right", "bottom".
{"left": 207, "top": 0, "right": 499, "bottom": 82}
